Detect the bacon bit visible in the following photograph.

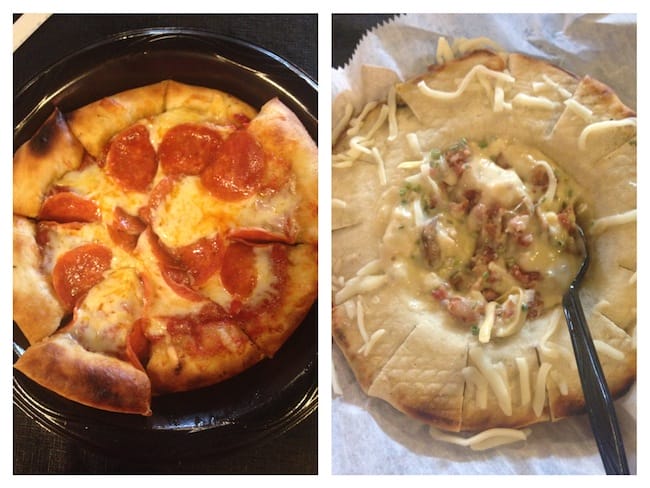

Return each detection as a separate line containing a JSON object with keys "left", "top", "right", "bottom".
{"left": 421, "top": 220, "right": 442, "bottom": 268}
{"left": 509, "top": 264, "right": 542, "bottom": 287}
{"left": 481, "top": 288, "right": 500, "bottom": 302}
{"left": 494, "top": 153, "right": 511, "bottom": 169}
{"left": 463, "top": 189, "right": 481, "bottom": 208}
{"left": 557, "top": 206, "right": 576, "bottom": 231}
{"left": 445, "top": 145, "right": 471, "bottom": 176}
{"left": 505, "top": 214, "right": 533, "bottom": 247}
{"left": 516, "top": 233, "right": 534, "bottom": 247}
{"left": 530, "top": 164, "right": 549, "bottom": 187}
{"left": 432, "top": 286, "right": 448, "bottom": 301}
{"left": 432, "top": 285, "right": 484, "bottom": 324}
{"left": 447, "top": 296, "right": 482, "bottom": 324}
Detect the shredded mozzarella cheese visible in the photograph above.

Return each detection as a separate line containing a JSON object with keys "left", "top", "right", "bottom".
{"left": 535, "top": 159, "right": 558, "bottom": 206}
{"left": 541, "top": 74, "right": 573, "bottom": 99}
{"left": 512, "top": 93, "right": 560, "bottom": 110}
{"left": 493, "top": 80, "right": 512, "bottom": 112}
{"left": 349, "top": 135, "right": 374, "bottom": 155}
{"left": 406, "top": 132, "right": 422, "bottom": 158}
{"left": 478, "top": 301, "right": 497, "bottom": 343}
{"left": 469, "top": 347, "right": 512, "bottom": 416}
{"left": 532, "top": 362, "right": 551, "bottom": 417}
{"left": 515, "top": 357, "right": 531, "bottom": 406}
{"left": 365, "top": 104, "right": 390, "bottom": 139}
{"left": 334, "top": 274, "right": 389, "bottom": 305}
{"left": 346, "top": 101, "right": 379, "bottom": 137}
{"left": 594, "top": 339, "right": 626, "bottom": 361}
{"left": 358, "top": 329, "right": 386, "bottom": 356}
{"left": 417, "top": 64, "right": 515, "bottom": 101}
{"left": 563, "top": 98, "right": 593, "bottom": 122}
{"left": 429, "top": 426, "right": 530, "bottom": 451}
{"left": 578, "top": 117, "right": 637, "bottom": 150}
{"left": 356, "top": 258, "right": 383, "bottom": 277}
{"left": 590, "top": 209, "right": 637, "bottom": 235}
{"left": 387, "top": 86, "right": 398, "bottom": 141}
{"left": 371, "top": 147, "right": 388, "bottom": 186}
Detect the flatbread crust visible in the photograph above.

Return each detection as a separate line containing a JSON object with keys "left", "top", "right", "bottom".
{"left": 13, "top": 80, "right": 318, "bottom": 415}
{"left": 332, "top": 48, "right": 636, "bottom": 434}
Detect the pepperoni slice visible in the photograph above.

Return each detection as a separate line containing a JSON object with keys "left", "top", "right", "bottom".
{"left": 52, "top": 244, "right": 112, "bottom": 310}
{"left": 104, "top": 124, "right": 157, "bottom": 192}
{"left": 126, "top": 318, "right": 151, "bottom": 370}
{"left": 229, "top": 226, "right": 296, "bottom": 245}
{"left": 108, "top": 207, "right": 147, "bottom": 251}
{"left": 145, "top": 230, "right": 205, "bottom": 302}
{"left": 38, "top": 192, "right": 101, "bottom": 223}
{"left": 200, "top": 129, "right": 265, "bottom": 201}
{"left": 139, "top": 176, "right": 177, "bottom": 224}
{"left": 220, "top": 242, "right": 257, "bottom": 300}
{"left": 174, "top": 234, "right": 224, "bottom": 286}
{"left": 158, "top": 123, "right": 223, "bottom": 176}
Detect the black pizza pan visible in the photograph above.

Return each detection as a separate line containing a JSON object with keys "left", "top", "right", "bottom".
{"left": 13, "top": 27, "right": 318, "bottom": 461}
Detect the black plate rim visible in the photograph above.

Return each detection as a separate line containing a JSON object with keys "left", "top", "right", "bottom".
{"left": 13, "top": 26, "right": 318, "bottom": 461}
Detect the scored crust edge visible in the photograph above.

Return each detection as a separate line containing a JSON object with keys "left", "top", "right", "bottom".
{"left": 331, "top": 44, "right": 636, "bottom": 438}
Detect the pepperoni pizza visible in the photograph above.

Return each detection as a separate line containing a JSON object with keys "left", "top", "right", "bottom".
{"left": 13, "top": 80, "right": 318, "bottom": 415}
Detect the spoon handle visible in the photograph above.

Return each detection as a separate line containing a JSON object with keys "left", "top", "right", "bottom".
{"left": 562, "top": 286, "right": 630, "bottom": 475}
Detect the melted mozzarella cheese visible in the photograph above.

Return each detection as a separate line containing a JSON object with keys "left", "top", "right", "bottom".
{"left": 152, "top": 175, "right": 297, "bottom": 248}
{"left": 73, "top": 267, "right": 143, "bottom": 355}
{"left": 56, "top": 164, "right": 148, "bottom": 219}
{"left": 152, "top": 176, "right": 234, "bottom": 248}
{"left": 199, "top": 245, "right": 279, "bottom": 309}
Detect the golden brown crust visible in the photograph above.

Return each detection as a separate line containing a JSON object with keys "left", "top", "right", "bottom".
{"left": 13, "top": 215, "right": 66, "bottom": 344}
{"left": 247, "top": 98, "right": 318, "bottom": 244}
{"left": 164, "top": 80, "right": 258, "bottom": 123}
{"left": 66, "top": 80, "right": 168, "bottom": 157}
{"left": 146, "top": 320, "right": 265, "bottom": 395}
{"left": 14, "top": 334, "right": 151, "bottom": 415}
{"left": 240, "top": 243, "right": 318, "bottom": 357}
{"left": 13, "top": 109, "right": 85, "bottom": 217}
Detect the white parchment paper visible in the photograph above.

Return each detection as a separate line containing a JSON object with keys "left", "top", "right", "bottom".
{"left": 331, "top": 13, "right": 637, "bottom": 475}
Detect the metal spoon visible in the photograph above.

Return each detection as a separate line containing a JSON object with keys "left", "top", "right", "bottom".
{"left": 562, "top": 225, "right": 630, "bottom": 474}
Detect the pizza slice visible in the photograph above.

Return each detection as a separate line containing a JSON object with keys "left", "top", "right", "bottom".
{"left": 14, "top": 267, "right": 151, "bottom": 415}
{"left": 133, "top": 228, "right": 265, "bottom": 394}
{"left": 226, "top": 242, "right": 318, "bottom": 357}
{"left": 13, "top": 108, "right": 85, "bottom": 218}
{"left": 13, "top": 216, "right": 66, "bottom": 344}
{"left": 65, "top": 80, "right": 168, "bottom": 158}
